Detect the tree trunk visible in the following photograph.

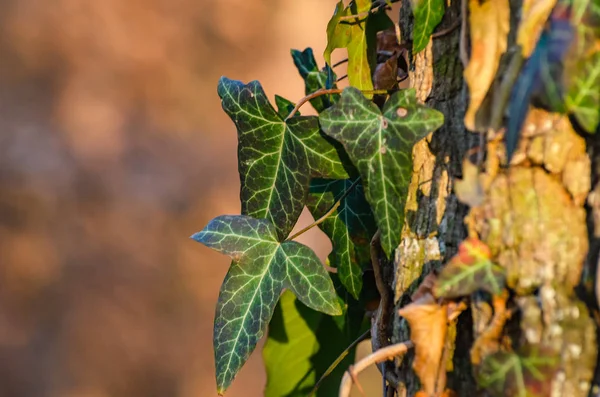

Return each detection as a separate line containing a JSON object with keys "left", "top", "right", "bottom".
{"left": 390, "top": 1, "right": 598, "bottom": 396}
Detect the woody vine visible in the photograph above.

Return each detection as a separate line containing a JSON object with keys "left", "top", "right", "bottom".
{"left": 192, "top": 0, "right": 600, "bottom": 396}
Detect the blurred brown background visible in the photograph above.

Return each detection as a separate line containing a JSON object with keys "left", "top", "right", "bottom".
{"left": 0, "top": 0, "right": 390, "bottom": 395}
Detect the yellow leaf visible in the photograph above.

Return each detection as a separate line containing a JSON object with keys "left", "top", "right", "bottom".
{"left": 454, "top": 159, "right": 484, "bottom": 207}
{"left": 517, "top": 0, "right": 558, "bottom": 57}
{"left": 464, "top": 0, "right": 510, "bottom": 131}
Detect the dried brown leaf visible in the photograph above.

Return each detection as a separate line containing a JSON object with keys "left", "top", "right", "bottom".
{"left": 398, "top": 296, "right": 448, "bottom": 396}
{"left": 454, "top": 159, "right": 484, "bottom": 207}
{"left": 517, "top": 0, "right": 558, "bottom": 57}
{"left": 464, "top": 0, "right": 510, "bottom": 130}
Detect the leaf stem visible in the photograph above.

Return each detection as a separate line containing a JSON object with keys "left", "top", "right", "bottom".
{"left": 285, "top": 88, "right": 390, "bottom": 121}
{"left": 332, "top": 58, "right": 348, "bottom": 68}
{"left": 286, "top": 178, "right": 361, "bottom": 241}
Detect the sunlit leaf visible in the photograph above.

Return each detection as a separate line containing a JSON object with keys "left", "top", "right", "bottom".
{"left": 398, "top": 295, "right": 448, "bottom": 395}
{"left": 411, "top": 0, "right": 446, "bottom": 53}
{"left": 477, "top": 346, "right": 560, "bottom": 397}
{"left": 218, "top": 78, "right": 350, "bottom": 239}
{"left": 192, "top": 215, "right": 342, "bottom": 393}
{"left": 434, "top": 238, "right": 505, "bottom": 298}
{"left": 291, "top": 48, "right": 339, "bottom": 112}
{"left": 324, "top": 0, "right": 394, "bottom": 92}
{"left": 306, "top": 177, "right": 377, "bottom": 299}
{"left": 517, "top": 0, "right": 558, "bottom": 58}
{"left": 463, "top": 0, "right": 510, "bottom": 131}
{"left": 454, "top": 159, "right": 485, "bottom": 207}
{"left": 319, "top": 87, "right": 444, "bottom": 257}
{"left": 263, "top": 287, "right": 365, "bottom": 397}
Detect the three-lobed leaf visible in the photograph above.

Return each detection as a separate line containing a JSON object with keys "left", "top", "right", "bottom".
{"left": 319, "top": 87, "right": 444, "bottom": 257}
{"left": 434, "top": 238, "right": 505, "bottom": 298}
{"left": 307, "top": 178, "right": 377, "bottom": 299}
{"left": 218, "top": 77, "right": 350, "bottom": 240}
{"left": 192, "top": 215, "right": 342, "bottom": 393}
{"left": 477, "top": 346, "right": 559, "bottom": 397}
{"left": 411, "top": 0, "right": 446, "bottom": 53}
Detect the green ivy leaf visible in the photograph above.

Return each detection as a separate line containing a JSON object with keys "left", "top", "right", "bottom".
{"left": 434, "top": 238, "right": 506, "bottom": 298}
{"left": 192, "top": 215, "right": 342, "bottom": 394}
{"left": 477, "top": 346, "right": 559, "bottom": 397}
{"left": 319, "top": 87, "right": 444, "bottom": 257}
{"left": 275, "top": 94, "right": 297, "bottom": 118}
{"left": 307, "top": 178, "right": 376, "bottom": 299}
{"left": 411, "top": 0, "right": 445, "bottom": 53}
{"left": 291, "top": 48, "right": 339, "bottom": 112}
{"left": 324, "top": 0, "right": 394, "bottom": 92}
{"left": 263, "top": 288, "right": 364, "bottom": 397}
{"left": 565, "top": 2, "right": 600, "bottom": 133}
{"left": 218, "top": 77, "right": 350, "bottom": 239}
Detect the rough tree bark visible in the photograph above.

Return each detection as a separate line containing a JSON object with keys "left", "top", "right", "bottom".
{"left": 388, "top": 1, "right": 599, "bottom": 396}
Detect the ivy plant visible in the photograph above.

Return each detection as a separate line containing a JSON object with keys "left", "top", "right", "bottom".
{"left": 191, "top": 0, "right": 599, "bottom": 395}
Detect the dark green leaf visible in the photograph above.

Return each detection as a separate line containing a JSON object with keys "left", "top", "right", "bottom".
{"left": 477, "top": 346, "right": 559, "bottom": 397}
{"left": 192, "top": 215, "right": 342, "bottom": 393}
{"left": 324, "top": 0, "right": 394, "bottom": 92}
{"left": 434, "top": 238, "right": 505, "bottom": 298}
{"left": 411, "top": 0, "right": 445, "bottom": 53}
{"left": 275, "top": 95, "right": 297, "bottom": 118}
{"left": 307, "top": 178, "right": 376, "bottom": 299}
{"left": 218, "top": 77, "right": 350, "bottom": 239}
{"left": 263, "top": 289, "right": 365, "bottom": 397}
{"left": 319, "top": 87, "right": 444, "bottom": 257}
{"left": 291, "top": 48, "right": 339, "bottom": 112}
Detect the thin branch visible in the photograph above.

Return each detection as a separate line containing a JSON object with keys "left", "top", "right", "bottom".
{"left": 285, "top": 88, "right": 390, "bottom": 121}
{"left": 338, "top": 2, "right": 391, "bottom": 23}
{"left": 339, "top": 341, "right": 414, "bottom": 397}
{"left": 431, "top": 18, "right": 462, "bottom": 39}
{"left": 286, "top": 178, "right": 361, "bottom": 241}
{"left": 336, "top": 74, "right": 348, "bottom": 83}
{"left": 308, "top": 329, "right": 371, "bottom": 397}
{"left": 333, "top": 58, "right": 348, "bottom": 68}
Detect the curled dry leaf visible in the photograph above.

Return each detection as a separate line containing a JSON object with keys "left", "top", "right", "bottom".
{"left": 411, "top": 270, "right": 439, "bottom": 302}
{"left": 464, "top": 0, "right": 510, "bottom": 131}
{"left": 517, "top": 0, "right": 558, "bottom": 58}
{"left": 398, "top": 295, "right": 448, "bottom": 396}
{"left": 454, "top": 158, "right": 484, "bottom": 207}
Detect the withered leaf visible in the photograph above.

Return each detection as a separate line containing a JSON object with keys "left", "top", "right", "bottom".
{"left": 517, "top": 0, "right": 558, "bottom": 58}
{"left": 454, "top": 158, "right": 484, "bottom": 207}
{"left": 464, "top": 0, "right": 510, "bottom": 131}
{"left": 434, "top": 238, "right": 505, "bottom": 299}
{"left": 398, "top": 296, "right": 448, "bottom": 396}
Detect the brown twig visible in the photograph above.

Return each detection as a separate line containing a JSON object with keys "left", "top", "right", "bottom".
{"left": 339, "top": 341, "right": 414, "bottom": 397}
{"left": 431, "top": 18, "right": 462, "bottom": 39}
{"left": 336, "top": 74, "right": 348, "bottom": 83}
{"left": 285, "top": 88, "right": 390, "bottom": 120}
{"left": 333, "top": 58, "right": 349, "bottom": 68}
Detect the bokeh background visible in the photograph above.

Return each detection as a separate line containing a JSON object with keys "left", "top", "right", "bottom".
{"left": 0, "top": 1, "right": 384, "bottom": 396}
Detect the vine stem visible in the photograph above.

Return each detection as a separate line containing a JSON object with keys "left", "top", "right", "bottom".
{"left": 286, "top": 178, "right": 361, "bottom": 241}
{"left": 285, "top": 88, "right": 390, "bottom": 121}
{"left": 338, "top": 341, "right": 414, "bottom": 397}
{"left": 337, "top": 1, "right": 391, "bottom": 22}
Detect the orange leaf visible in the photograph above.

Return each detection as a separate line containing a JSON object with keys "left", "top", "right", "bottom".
{"left": 464, "top": 0, "right": 510, "bottom": 130}
{"left": 398, "top": 296, "right": 448, "bottom": 396}
{"left": 517, "top": 0, "right": 558, "bottom": 57}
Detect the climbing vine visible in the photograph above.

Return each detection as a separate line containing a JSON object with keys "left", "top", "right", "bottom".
{"left": 192, "top": 0, "right": 600, "bottom": 396}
